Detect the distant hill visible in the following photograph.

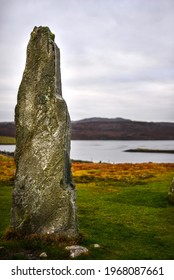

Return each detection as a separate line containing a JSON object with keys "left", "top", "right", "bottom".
{"left": 71, "top": 118, "right": 174, "bottom": 140}
{"left": 0, "top": 122, "right": 16, "bottom": 137}
{"left": 1, "top": 118, "right": 174, "bottom": 140}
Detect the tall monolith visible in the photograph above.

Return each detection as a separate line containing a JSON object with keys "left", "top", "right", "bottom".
{"left": 11, "top": 26, "right": 78, "bottom": 239}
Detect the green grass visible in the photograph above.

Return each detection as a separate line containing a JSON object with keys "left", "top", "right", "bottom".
{"left": 0, "top": 162, "right": 174, "bottom": 259}
{"left": 0, "top": 183, "right": 12, "bottom": 237}
{"left": 0, "top": 136, "right": 16, "bottom": 145}
{"left": 76, "top": 176, "right": 174, "bottom": 259}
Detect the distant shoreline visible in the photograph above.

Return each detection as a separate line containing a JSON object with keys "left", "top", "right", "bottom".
{"left": 125, "top": 148, "right": 174, "bottom": 154}
{"left": 0, "top": 143, "right": 16, "bottom": 145}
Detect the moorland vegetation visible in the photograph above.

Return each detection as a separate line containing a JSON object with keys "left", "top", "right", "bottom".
{"left": 0, "top": 154, "right": 174, "bottom": 259}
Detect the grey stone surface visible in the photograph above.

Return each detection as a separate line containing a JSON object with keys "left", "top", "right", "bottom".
{"left": 65, "top": 245, "right": 89, "bottom": 258}
{"left": 11, "top": 26, "right": 78, "bottom": 238}
{"left": 93, "top": 243, "right": 101, "bottom": 248}
{"left": 39, "top": 252, "right": 48, "bottom": 258}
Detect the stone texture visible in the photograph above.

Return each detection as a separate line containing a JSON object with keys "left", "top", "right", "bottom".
{"left": 65, "top": 245, "right": 89, "bottom": 258}
{"left": 93, "top": 243, "right": 101, "bottom": 248}
{"left": 39, "top": 252, "right": 48, "bottom": 258}
{"left": 11, "top": 26, "right": 78, "bottom": 239}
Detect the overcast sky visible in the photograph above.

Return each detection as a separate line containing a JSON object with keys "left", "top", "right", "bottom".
{"left": 0, "top": 0, "right": 174, "bottom": 122}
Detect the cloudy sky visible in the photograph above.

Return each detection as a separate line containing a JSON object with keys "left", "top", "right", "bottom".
{"left": 0, "top": 0, "right": 174, "bottom": 122}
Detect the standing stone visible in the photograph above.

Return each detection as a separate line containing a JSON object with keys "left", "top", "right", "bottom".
{"left": 11, "top": 26, "right": 78, "bottom": 239}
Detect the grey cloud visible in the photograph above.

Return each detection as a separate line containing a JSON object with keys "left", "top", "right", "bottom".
{"left": 0, "top": 0, "right": 174, "bottom": 122}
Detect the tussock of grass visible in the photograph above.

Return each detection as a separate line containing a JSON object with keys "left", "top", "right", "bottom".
{"left": 0, "top": 155, "right": 174, "bottom": 259}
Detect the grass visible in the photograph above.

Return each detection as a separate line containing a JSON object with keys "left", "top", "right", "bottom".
{"left": 74, "top": 162, "right": 174, "bottom": 259}
{"left": 0, "top": 155, "right": 174, "bottom": 259}
{"left": 0, "top": 136, "right": 16, "bottom": 145}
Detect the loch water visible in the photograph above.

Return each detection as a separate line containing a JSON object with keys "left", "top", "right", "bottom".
{"left": 1, "top": 140, "right": 174, "bottom": 163}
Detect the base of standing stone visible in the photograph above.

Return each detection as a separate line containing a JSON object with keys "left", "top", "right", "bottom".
{"left": 4, "top": 225, "right": 80, "bottom": 244}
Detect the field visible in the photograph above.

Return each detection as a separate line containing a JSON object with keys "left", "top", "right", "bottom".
{"left": 0, "top": 154, "right": 174, "bottom": 259}
{"left": 0, "top": 136, "right": 16, "bottom": 145}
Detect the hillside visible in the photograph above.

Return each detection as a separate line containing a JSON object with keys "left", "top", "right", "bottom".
{"left": 71, "top": 118, "right": 174, "bottom": 140}
{"left": 0, "top": 118, "right": 174, "bottom": 140}
{"left": 0, "top": 122, "right": 16, "bottom": 137}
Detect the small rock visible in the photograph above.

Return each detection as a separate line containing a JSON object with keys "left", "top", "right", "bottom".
{"left": 93, "top": 244, "right": 101, "bottom": 248}
{"left": 65, "top": 245, "right": 88, "bottom": 258}
{"left": 39, "top": 252, "right": 47, "bottom": 258}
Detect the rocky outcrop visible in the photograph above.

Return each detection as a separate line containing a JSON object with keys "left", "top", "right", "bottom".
{"left": 11, "top": 26, "right": 78, "bottom": 239}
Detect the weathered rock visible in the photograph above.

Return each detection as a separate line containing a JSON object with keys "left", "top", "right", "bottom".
{"left": 65, "top": 245, "right": 89, "bottom": 258}
{"left": 39, "top": 252, "right": 47, "bottom": 258}
{"left": 93, "top": 243, "right": 101, "bottom": 248}
{"left": 11, "top": 26, "right": 78, "bottom": 239}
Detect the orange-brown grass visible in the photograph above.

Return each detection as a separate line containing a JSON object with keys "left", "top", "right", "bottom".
{"left": 72, "top": 161, "right": 174, "bottom": 184}
{"left": 1, "top": 153, "right": 173, "bottom": 184}
{"left": 0, "top": 154, "right": 15, "bottom": 182}
{"left": 1, "top": 155, "right": 174, "bottom": 259}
